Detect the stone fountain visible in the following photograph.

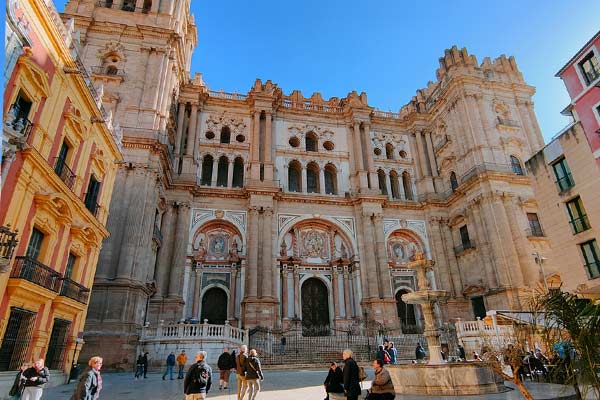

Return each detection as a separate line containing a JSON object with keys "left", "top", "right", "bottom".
{"left": 387, "top": 253, "right": 506, "bottom": 396}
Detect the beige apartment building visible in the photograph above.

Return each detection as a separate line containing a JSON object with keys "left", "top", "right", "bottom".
{"left": 61, "top": 0, "right": 550, "bottom": 367}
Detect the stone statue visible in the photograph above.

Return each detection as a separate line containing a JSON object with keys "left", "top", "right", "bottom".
{"left": 280, "top": 239, "right": 288, "bottom": 257}
{"left": 340, "top": 242, "right": 348, "bottom": 259}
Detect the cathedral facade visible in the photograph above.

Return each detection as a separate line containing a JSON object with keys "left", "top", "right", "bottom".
{"left": 62, "top": 0, "right": 549, "bottom": 367}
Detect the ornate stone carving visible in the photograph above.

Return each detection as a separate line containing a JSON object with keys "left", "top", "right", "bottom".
{"left": 205, "top": 111, "right": 246, "bottom": 136}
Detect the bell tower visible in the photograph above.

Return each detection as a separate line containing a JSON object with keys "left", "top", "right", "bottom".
{"left": 61, "top": 0, "right": 197, "bottom": 367}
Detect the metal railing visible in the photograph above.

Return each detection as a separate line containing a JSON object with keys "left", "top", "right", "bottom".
{"left": 525, "top": 226, "right": 545, "bottom": 238}
{"left": 54, "top": 158, "right": 76, "bottom": 190}
{"left": 555, "top": 173, "right": 575, "bottom": 193}
{"left": 91, "top": 66, "right": 125, "bottom": 77}
{"left": 570, "top": 215, "right": 591, "bottom": 234}
{"left": 0, "top": 225, "right": 19, "bottom": 261}
{"left": 59, "top": 278, "right": 90, "bottom": 304}
{"left": 5, "top": 107, "right": 33, "bottom": 142}
{"left": 497, "top": 117, "right": 520, "bottom": 127}
{"left": 454, "top": 240, "right": 476, "bottom": 255}
{"left": 11, "top": 256, "right": 62, "bottom": 292}
{"left": 85, "top": 201, "right": 101, "bottom": 219}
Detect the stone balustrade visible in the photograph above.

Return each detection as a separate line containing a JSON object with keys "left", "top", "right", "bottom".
{"left": 141, "top": 322, "right": 248, "bottom": 345}
{"left": 455, "top": 318, "right": 515, "bottom": 356}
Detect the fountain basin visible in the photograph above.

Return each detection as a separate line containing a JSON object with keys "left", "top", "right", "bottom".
{"left": 387, "top": 363, "right": 507, "bottom": 396}
{"left": 401, "top": 290, "right": 450, "bottom": 304}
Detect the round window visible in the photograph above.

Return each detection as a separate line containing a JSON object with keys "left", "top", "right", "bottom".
{"left": 323, "top": 141, "right": 335, "bottom": 151}
{"left": 399, "top": 150, "right": 407, "bottom": 158}
{"left": 205, "top": 131, "right": 215, "bottom": 140}
{"left": 236, "top": 134, "right": 245, "bottom": 143}
{"left": 289, "top": 137, "right": 300, "bottom": 148}
{"left": 374, "top": 148, "right": 382, "bottom": 156}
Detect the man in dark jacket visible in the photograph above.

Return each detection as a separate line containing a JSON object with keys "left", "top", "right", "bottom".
{"left": 22, "top": 359, "right": 49, "bottom": 400}
{"left": 162, "top": 352, "right": 176, "bottom": 380}
{"left": 244, "top": 349, "right": 263, "bottom": 400}
{"left": 323, "top": 361, "right": 344, "bottom": 400}
{"left": 217, "top": 347, "right": 233, "bottom": 390}
{"left": 142, "top": 352, "right": 150, "bottom": 378}
{"left": 415, "top": 343, "right": 426, "bottom": 362}
{"left": 342, "top": 349, "right": 361, "bottom": 400}
{"left": 184, "top": 351, "right": 212, "bottom": 400}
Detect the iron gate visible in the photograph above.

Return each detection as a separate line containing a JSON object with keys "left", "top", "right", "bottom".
{"left": 46, "top": 318, "right": 71, "bottom": 370}
{"left": 0, "top": 307, "right": 36, "bottom": 371}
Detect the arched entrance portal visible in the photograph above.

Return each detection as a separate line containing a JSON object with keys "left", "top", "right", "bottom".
{"left": 396, "top": 290, "right": 418, "bottom": 333}
{"left": 201, "top": 287, "right": 227, "bottom": 324}
{"left": 301, "top": 278, "right": 330, "bottom": 336}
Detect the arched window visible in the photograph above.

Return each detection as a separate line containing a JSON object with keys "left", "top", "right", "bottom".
{"left": 201, "top": 155, "right": 213, "bottom": 186}
{"left": 377, "top": 170, "right": 387, "bottom": 195}
{"left": 396, "top": 290, "right": 418, "bottom": 333}
{"left": 232, "top": 157, "right": 244, "bottom": 188}
{"left": 390, "top": 171, "right": 400, "bottom": 199}
{"left": 450, "top": 171, "right": 458, "bottom": 192}
{"left": 324, "top": 164, "right": 337, "bottom": 195}
{"left": 510, "top": 155, "right": 524, "bottom": 175}
{"left": 385, "top": 143, "right": 394, "bottom": 160}
{"left": 305, "top": 132, "right": 318, "bottom": 152}
{"left": 288, "top": 161, "right": 302, "bottom": 192}
{"left": 306, "top": 162, "right": 319, "bottom": 193}
{"left": 220, "top": 126, "right": 231, "bottom": 144}
{"left": 402, "top": 171, "right": 413, "bottom": 200}
{"left": 142, "top": 0, "right": 151, "bottom": 13}
{"left": 216, "top": 156, "right": 228, "bottom": 187}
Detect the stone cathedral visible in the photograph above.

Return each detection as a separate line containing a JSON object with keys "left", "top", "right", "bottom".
{"left": 62, "top": 0, "right": 548, "bottom": 366}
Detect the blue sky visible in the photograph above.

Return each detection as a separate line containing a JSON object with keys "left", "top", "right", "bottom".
{"left": 56, "top": 0, "right": 600, "bottom": 142}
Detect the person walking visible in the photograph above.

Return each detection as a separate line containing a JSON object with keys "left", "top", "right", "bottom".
{"left": 21, "top": 359, "right": 49, "bottom": 400}
{"left": 8, "top": 364, "right": 28, "bottom": 400}
{"left": 244, "top": 349, "right": 263, "bottom": 400}
{"left": 376, "top": 345, "right": 391, "bottom": 365}
{"left": 184, "top": 351, "right": 212, "bottom": 400}
{"left": 236, "top": 345, "right": 248, "bottom": 400}
{"left": 387, "top": 342, "right": 397, "bottom": 365}
{"left": 217, "top": 347, "right": 233, "bottom": 390}
{"left": 142, "top": 352, "right": 150, "bottom": 379}
{"left": 323, "top": 362, "right": 344, "bottom": 400}
{"left": 177, "top": 350, "right": 187, "bottom": 379}
{"left": 367, "top": 359, "right": 395, "bottom": 400}
{"left": 134, "top": 354, "right": 144, "bottom": 380}
{"left": 415, "top": 342, "right": 426, "bottom": 362}
{"left": 71, "top": 356, "right": 103, "bottom": 400}
{"left": 162, "top": 352, "right": 176, "bottom": 380}
{"left": 342, "top": 349, "right": 361, "bottom": 400}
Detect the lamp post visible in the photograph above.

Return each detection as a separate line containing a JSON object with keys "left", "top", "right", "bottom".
{"left": 67, "top": 337, "right": 84, "bottom": 383}
{"left": 532, "top": 252, "right": 549, "bottom": 294}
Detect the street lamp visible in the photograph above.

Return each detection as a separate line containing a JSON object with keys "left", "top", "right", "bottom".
{"left": 67, "top": 336, "right": 85, "bottom": 384}
{"left": 532, "top": 252, "right": 549, "bottom": 294}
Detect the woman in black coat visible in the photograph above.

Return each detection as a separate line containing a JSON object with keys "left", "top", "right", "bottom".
{"left": 71, "top": 357, "right": 103, "bottom": 400}
{"left": 323, "top": 362, "right": 344, "bottom": 400}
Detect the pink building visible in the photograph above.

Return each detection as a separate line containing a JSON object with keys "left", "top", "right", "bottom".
{"left": 555, "top": 31, "right": 600, "bottom": 167}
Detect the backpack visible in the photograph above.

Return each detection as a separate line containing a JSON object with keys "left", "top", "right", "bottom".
{"left": 383, "top": 351, "right": 391, "bottom": 364}
{"left": 193, "top": 364, "right": 209, "bottom": 388}
{"left": 358, "top": 366, "right": 367, "bottom": 382}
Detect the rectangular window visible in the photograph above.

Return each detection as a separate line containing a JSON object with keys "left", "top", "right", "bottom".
{"left": 0, "top": 307, "right": 37, "bottom": 371}
{"left": 459, "top": 225, "right": 471, "bottom": 248}
{"left": 471, "top": 296, "right": 486, "bottom": 319}
{"left": 84, "top": 176, "right": 101, "bottom": 216}
{"left": 25, "top": 228, "right": 44, "bottom": 260}
{"left": 580, "top": 240, "right": 600, "bottom": 279}
{"left": 566, "top": 197, "right": 591, "bottom": 234}
{"left": 527, "top": 213, "right": 544, "bottom": 237}
{"left": 65, "top": 253, "right": 76, "bottom": 279}
{"left": 579, "top": 52, "right": 600, "bottom": 85}
{"left": 552, "top": 158, "right": 575, "bottom": 192}
{"left": 54, "top": 142, "right": 69, "bottom": 176}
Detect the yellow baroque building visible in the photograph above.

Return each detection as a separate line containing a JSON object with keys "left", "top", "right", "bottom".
{"left": 0, "top": 0, "right": 122, "bottom": 380}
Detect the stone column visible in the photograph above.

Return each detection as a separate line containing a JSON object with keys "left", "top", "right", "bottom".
{"left": 503, "top": 196, "right": 535, "bottom": 286}
{"left": 246, "top": 208, "right": 260, "bottom": 298}
{"left": 319, "top": 166, "right": 326, "bottom": 195}
{"left": 175, "top": 103, "right": 185, "bottom": 156}
{"left": 229, "top": 266, "right": 237, "bottom": 320}
{"left": 154, "top": 203, "right": 175, "bottom": 296}
{"left": 292, "top": 266, "right": 300, "bottom": 318}
{"left": 191, "top": 266, "right": 202, "bottom": 318}
{"left": 363, "top": 122, "right": 378, "bottom": 186}
{"left": 250, "top": 111, "right": 261, "bottom": 180}
{"left": 415, "top": 131, "right": 430, "bottom": 177}
{"left": 301, "top": 165, "right": 307, "bottom": 194}
{"left": 343, "top": 269, "right": 351, "bottom": 318}
{"left": 193, "top": 108, "right": 203, "bottom": 162}
{"left": 425, "top": 131, "right": 438, "bottom": 177}
{"left": 282, "top": 164, "right": 288, "bottom": 192}
{"left": 227, "top": 160, "right": 234, "bottom": 188}
{"left": 385, "top": 173, "right": 392, "bottom": 200}
{"left": 408, "top": 133, "right": 422, "bottom": 180}
{"left": 281, "top": 267, "right": 289, "bottom": 319}
{"left": 526, "top": 101, "right": 545, "bottom": 151}
{"left": 470, "top": 202, "right": 499, "bottom": 289}
{"left": 332, "top": 268, "right": 340, "bottom": 319}
{"left": 373, "top": 215, "right": 392, "bottom": 298}
{"left": 440, "top": 221, "right": 463, "bottom": 295}
{"left": 168, "top": 203, "right": 191, "bottom": 298}
{"left": 211, "top": 157, "right": 218, "bottom": 186}
{"left": 262, "top": 208, "right": 274, "bottom": 298}
{"left": 352, "top": 122, "right": 364, "bottom": 171}
{"left": 186, "top": 103, "right": 198, "bottom": 156}
{"left": 427, "top": 218, "right": 454, "bottom": 296}
{"left": 361, "top": 213, "right": 379, "bottom": 298}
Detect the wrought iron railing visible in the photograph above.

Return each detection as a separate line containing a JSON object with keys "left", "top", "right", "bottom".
{"left": 4, "top": 106, "right": 33, "bottom": 142}
{"left": 555, "top": 173, "right": 575, "bottom": 193}
{"left": 570, "top": 215, "right": 591, "bottom": 234}
{"left": 525, "top": 226, "right": 545, "bottom": 238}
{"left": 454, "top": 240, "right": 476, "bottom": 255}
{"left": 59, "top": 278, "right": 90, "bottom": 304}
{"left": 90, "top": 66, "right": 125, "bottom": 77}
{"left": 11, "top": 256, "right": 62, "bottom": 292}
{"left": 0, "top": 225, "right": 19, "bottom": 261}
{"left": 85, "top": 202, "right": 101, "bottom": 219}
{"left": 54, "top": 158, "right": 76, "bottom": 190}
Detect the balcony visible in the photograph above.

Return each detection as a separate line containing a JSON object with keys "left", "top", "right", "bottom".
{"left": 54, "top": 158, "right": 76, "bottom": 190}
{"left": 85, "top": 202, "right": 101, "bottom": 219}
{"left": 11, "top": 256, "right": 62, "bottom": 292}
{"left": 90, "top": 66, "right": 125, "bottom": 78}
{"left": 454, "top": 240, "right": 476, "bottom": 256}
{"left": 555, "top": 173, "right": 575, "bottom": 193}
{"left": 59, "top": 278, "right": 90, "bottom": 304}
{"left": 525, "top": 226, "right": 545, "bottom": 238}
{"left": 4, "top": 107, "right": 33, "bottom": 147}
{"left": 0, "top": 226, "right": 19, "bottom": 273}
{"left": 570, "top": 215, "right": 591, "bottom": 234}
{"left": 496, "top": 117, "right": 520, "bottom": 128}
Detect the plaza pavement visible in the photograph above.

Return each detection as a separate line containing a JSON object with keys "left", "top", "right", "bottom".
{"left": 42, "top": 368, "right": 583, "bottom": 400}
